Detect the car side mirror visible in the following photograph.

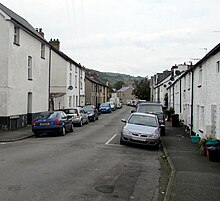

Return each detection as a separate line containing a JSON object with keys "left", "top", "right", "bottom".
{"left": 121, "top": 119, "right": 126, "bottom": 123}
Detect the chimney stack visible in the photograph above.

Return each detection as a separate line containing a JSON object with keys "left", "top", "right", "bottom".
{"left": 38, "top": 28, "right": 44, "bottom": 38}
{"left": 35, "top": 28, "right": 44, "bottom": 38}
{"left": 49, "top": 39, "right": 60, "bottom": 50}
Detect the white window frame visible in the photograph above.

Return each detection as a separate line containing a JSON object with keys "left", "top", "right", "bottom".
{"left": 14, "top": 25, "right": 20, "bottom": 45}
{"left": 28, "top": 56, "right": 32, "bottom": 80}
{"left": 41, "top": 43, "right": 45, "bottom": 59}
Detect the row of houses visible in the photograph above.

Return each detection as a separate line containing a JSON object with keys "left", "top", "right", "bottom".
{"left": 0, "top": 3, "right": 110, "bottom": 130}
{"left": 151, "top": 43, "right": 220, "bottom": 140}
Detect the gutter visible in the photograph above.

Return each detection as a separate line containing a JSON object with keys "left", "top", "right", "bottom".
{"left": 48, "top": 48, "right": 52, "bottom": 110}
{"left": 190, "top": 70, "right": 194, "bottom": 135}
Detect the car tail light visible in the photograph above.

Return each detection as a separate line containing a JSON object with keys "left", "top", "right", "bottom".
{"left": 32, "top": 121, "right": 36, "bottom": 126}
{"left": 54, "top": 119, "right": 60, "bottom": 125}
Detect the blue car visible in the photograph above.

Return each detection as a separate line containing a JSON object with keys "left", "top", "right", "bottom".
{"left": 32, "top": 111, "right": 74, "bottom": 137}
{"left": 99, "top": 102, "right": 112, "bottom": 113}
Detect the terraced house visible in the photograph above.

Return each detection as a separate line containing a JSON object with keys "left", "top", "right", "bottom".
{"left": 0, "top": 3, "right": 86, "bottom": 130}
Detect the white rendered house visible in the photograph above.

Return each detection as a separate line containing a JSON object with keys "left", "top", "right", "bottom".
{"left": 0, "top": 3, "right": 50, "bottom": 129}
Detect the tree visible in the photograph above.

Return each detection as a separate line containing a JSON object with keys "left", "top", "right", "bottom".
{"left": 113, "top": 81, "right": 125, "bottom": 90}
{"left": 132, "top": 77, "right": 150, "bottom": 100}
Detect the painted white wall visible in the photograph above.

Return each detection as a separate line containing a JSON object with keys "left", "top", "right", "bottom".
{"left": 0, "top": 13, "right": 49, "bottom": 116}
{"left": 193, "top": 52, "right": 220, "bottom": 139}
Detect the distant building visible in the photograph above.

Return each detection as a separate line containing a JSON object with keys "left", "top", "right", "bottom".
{"left": 117, "top": 86, "right": 136, "bottom": 104}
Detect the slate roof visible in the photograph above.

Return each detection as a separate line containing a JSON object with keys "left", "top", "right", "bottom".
{"left": 0, "top": 3, "right": 44, "bottom": 40}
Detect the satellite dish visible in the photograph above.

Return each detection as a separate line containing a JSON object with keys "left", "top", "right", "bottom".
{"left": 175, "top": 70, "right": 181, "bottom": 75}
{"left": 168, "top": 81, "right": 172, "bottom": 85}
{"left": 68, "top": 86, "right": 73, "bottom": 90}
{"left": 163, "top": 84, "right": 167, "bottom": 87}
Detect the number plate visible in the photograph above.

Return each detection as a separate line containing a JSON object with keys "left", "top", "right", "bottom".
{"left": 132, "top": 136, "right": 146, "bottom": 141}
{"left": 40, "top": 122, "right": 50, "bottom": 125}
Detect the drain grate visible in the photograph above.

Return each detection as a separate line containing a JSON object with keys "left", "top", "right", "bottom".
{"left": 95, "top": 185, "right": 114, "bottom": 194}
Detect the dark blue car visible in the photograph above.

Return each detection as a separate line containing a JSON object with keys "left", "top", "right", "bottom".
{"left": 99, "top": 102, "right": 112, "bottom": 113}
{"left": 32, "top": 111, "right": 74, "bottom": 137}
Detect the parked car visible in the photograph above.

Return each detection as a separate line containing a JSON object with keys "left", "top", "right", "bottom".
{"left": 60, "top": 107, "right": 89, "bottom": 127}
{"left": 32, "top": 111, "right": 74, "bottom": 137}
{"left": 83, "top": 105, "right": 99, "bottom": 122}
{"left": 99, "top": 102, "right": 112, "bottom": 113}
{"left": 107, "top": 101, "right": 116, "bottom": 111}
{"left": 120, "top": 112, "right": 161, "bottom": 149}
{"left": 132, "top": 101, "right": 166, "bottom": 135}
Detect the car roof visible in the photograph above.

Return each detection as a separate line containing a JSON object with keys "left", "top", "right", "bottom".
{"left": 131, "top": 112, "right": 157, "bottom": 118}
{"left": 138, "top": 102, "right": 162, "bottom": 106}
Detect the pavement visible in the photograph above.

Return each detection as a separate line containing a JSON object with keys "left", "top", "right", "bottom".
{"left": 162, "top": 121, "right": 220, "bottom": 201}
{"left": 0, "top": 126, "right": 33, "bottom": 142}
{"left": 1, "top": 121, "right": 220, "bottom": 201}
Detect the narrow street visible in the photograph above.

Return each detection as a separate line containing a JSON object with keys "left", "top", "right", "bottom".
{"left": 0, "top": 106, "right": 164, "bottom": 201}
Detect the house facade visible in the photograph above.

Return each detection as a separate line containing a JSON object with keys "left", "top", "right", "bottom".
{"left": 117, "top": 86, "right": 136, "bottom": 104}
{"left": 85, "top": 72, "right": 109, "bottom": 107}
{"left": 49, "top": 41, "right": 85, "bottom": 110}
{"left": 165, "top": 43, "right": 220, "bottom": 140}
{"left": 0, "top": 3, "right": 50, "bottom": 130}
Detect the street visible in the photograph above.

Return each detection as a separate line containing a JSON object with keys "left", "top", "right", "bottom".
{"left": 0, "top": 106, "right": 164, "bottom": 201}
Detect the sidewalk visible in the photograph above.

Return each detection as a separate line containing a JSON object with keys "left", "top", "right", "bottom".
{"left": 162, "top": 121, "right": 220, "bottom": 201}
{"left": 0, "top": 126, "right": 33, "bottom": 142}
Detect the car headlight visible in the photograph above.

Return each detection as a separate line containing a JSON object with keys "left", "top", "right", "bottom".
{"left": 159, "top": 119, "right": 165, "bottom": 124}
{"left": 149, "top": 134, "right": 159, "bottom": 138}
{"left": 122, "top": 128, "right": 132, "bottom": 135}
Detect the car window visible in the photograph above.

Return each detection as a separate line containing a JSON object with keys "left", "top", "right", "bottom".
{"left": 38, "top": 112, "right": 58, "bottom": 119}
{"left": 128, "top": 114, "right": 157, "bottom": 127}
{"left": 137, "top": 105, "right": 162, "bottom": 113}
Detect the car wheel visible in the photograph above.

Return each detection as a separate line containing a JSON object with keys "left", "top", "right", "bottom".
{"left": 61, "top": 126, "right": 66, "bottom": 136}
{"left": 70, "top": 124, "right": 74, "bottom": 132}
{"left": 34, "top": 132, "right": 40, "bottom": 137}
{"left": 154, "top": 144, "right": 160, "bottom": 150}
{"left": 120, "top": 136, "right": 125, "bottom": 145}
{"left": 79, "top": 120, "right": 83, "bottom": 127}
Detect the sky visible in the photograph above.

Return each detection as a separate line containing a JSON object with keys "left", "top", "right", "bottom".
{"left": 1, "top": 0, "right": 220, "bottom": 77}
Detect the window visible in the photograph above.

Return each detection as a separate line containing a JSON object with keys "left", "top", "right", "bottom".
{"left": 198, "top": 66, "right": 202, "bottom": 87}
{"left": 69, "top": 96, "right": 72, "bottom": 107}
{"left": 69, "top": 73, "right": 72, "bottom": 86}
{"left": 41, "top": 43, "right": 45, "bottom": 58}
{"left": 14, "top": 25, "right": 20, "bottom": 45}
{"left": 217, "top": 61, "right": 220, "bottom": 73}
{"left": 28, "top": 56, "right": 32, "bottom": 80}
{"left": 75, "top": 66, "right": 78, "bottom": 73}
{"left": 70, "top": 64, "right": 72, "bottom": 71}
{"left": 80, "top": 81, "right": 82, "bottom": 89}
{"left": 75, "top": 75, "right": 77, "bottom": 88}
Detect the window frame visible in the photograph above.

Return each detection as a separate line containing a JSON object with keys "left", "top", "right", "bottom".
{"left": 28, "top": 56, "right": 33, "bottom": 80}
{"left": 13, "top": 25, "right": 20, "bottom": 45}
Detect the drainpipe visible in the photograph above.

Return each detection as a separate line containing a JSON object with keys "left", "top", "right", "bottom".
{"left": 48, "top": 48, "right": 52, "bottom": 111}
{"left": 190, "top": 70, "right": 194, "bottom": 135}
{"left": 180, "top": 79, "right": 182, "bottom": 113}
{"left": 172, "top": 85, "right": 174, "bottom": 110}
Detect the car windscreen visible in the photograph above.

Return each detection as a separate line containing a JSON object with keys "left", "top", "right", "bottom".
{"left": 128, "top": 114, "right": 157, "bottom": 127}
{"left": 137, "top": 105, "right": 163, "bottom": 114}
{"left": 63, "top": 109, "right": 77, "bottom": 114}
{"left": 100, "top": 103, "right": 109, "bottom": 107}
{"left": 83, "top": 106, "right": 93, "bottom": 111}
{"left": 37, "top": 112, "right": 58, "bottom": 119}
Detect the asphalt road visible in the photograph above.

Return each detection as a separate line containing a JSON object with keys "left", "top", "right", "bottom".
{"left": 0, "top": 106, "right": 163, "bottom": 201}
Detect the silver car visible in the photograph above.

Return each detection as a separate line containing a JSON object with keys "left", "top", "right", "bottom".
{"left": 60, "top": 107, "right": 89, "bottom": 127}
{"left": 120, "top": 112, "right": 161, "bottom": 149}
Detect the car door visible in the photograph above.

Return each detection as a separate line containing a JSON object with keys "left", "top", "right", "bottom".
{"left": 61, "top": 112, "right": 71, "bottom": 129}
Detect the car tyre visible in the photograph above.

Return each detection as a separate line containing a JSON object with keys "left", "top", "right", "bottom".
{"left": 79, "top": 120, "right": 83, "bottom": 127}
{"left": 120, "top": 136, "right": 126, "bottom": 145}
{"left": 34, "top": 132, "right": 40, "bottom": 137}
{"left": 70, "top": 124, "right": 74, "bottom": 132}
{"left": 61, "top": 126, "right": 66, "bottom": 136}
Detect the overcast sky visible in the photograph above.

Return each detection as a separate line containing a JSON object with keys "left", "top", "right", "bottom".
{"left": 1, "top": 0, "right": 220, "bottom": 77}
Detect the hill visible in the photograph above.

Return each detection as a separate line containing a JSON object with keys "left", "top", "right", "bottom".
{"left": 87, "top": 69, "right": 144, "bottom": 87}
